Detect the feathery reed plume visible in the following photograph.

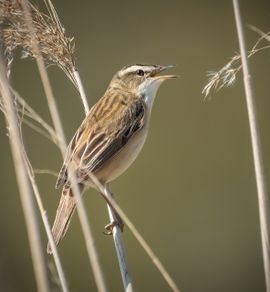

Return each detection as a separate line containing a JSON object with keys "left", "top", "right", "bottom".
{"left": 202, "top": 28, "right": 270, "bottom": 98}
{"left": 0, "top": 0, "right": 76, "bottom": 85}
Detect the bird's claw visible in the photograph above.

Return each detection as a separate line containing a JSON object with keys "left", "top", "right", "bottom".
{"left": 103, "top": 220, "right": 124, "bottom": 235}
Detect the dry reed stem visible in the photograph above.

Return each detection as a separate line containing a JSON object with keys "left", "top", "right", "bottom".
{"left": 0, "top": 57, "right": 50, "bottom": 292}
{"left": 73, "top": 70, "right": 89, "bottom": 113}
{"left": 97, "top": 182, "right": 181, "bottom": 292}
{"left": 19, "top": 131, "right": 69, "bottom": 292}
{"left": 232, "top": 1, "right": 270, "bottom": 291}
{"left": 105, "top": 190, "right": 133, "bottom": 291}
{"left": 249, "top": 25, "right": 270, "bottom": 43}
{"left": 0, "top": 89, "right": 60, "bottom": 144}
{"left": 19, "top": 1, "right": 108, "bottom": 291}
{"left": 0, "top": 59, "right": 69, "bottom": 291}
{"left": 25, "top": 158, "right": 69, "bottom": 292}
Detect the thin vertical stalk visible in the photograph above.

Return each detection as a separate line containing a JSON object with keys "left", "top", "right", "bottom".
{"left": 0, "top": 59, "right": 50, "bottom": 292}
{"left": 20, "top": 1, "right": 107, "bottom": 291}
{"left": 24, "top": 160, "right": 69, "bottom": 292}
{"left": 101, "top": 188, "right": 180, "bottom": 292}
{"left": 81, "top": 169, "right": 181, "bottom": 292}
{"left": 232, "top": 1, "right": 270, "bottom": 291}
{"left": 106, "top": 191, "right": 133, "bottom": 292}
{"left": 73, "top": 70, "right": 89, "bottom": 114}
{"left": 74, "top": 67, "right": 134, "bottom": 292}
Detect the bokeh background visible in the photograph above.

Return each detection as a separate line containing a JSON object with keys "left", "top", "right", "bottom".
{"left": 1, "top": 0, "right": 270, "bottom": 291}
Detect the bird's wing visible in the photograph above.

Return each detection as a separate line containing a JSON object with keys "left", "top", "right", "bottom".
{"left": 56, "top": 96, "right": 145, "bottom": 188}
{"left": 55, "top": 120, "right": 87, "bottom": 188}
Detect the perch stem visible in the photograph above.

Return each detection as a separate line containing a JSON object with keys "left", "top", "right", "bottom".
{"left": 233, "top": 1, "right": 270, "bottom": 291}
{"left": 74, "top": 65, "right": 134, "bottom": 291}
{"left": 105, "top": 189, "right": 133, "bottom": 292}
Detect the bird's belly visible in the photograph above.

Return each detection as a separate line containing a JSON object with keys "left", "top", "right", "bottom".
{"left": 95, "top": 127, "right": 148, "bottom": 184}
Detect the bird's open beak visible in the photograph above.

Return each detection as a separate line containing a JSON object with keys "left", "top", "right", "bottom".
{"left": 151, "top": 65, "right": 177, "bottom": 81}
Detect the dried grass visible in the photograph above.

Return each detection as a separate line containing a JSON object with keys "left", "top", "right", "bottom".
{"left": 202, "top": 27, "right": 270, "bottom": 98}
{"left": 0, "top": 0, "right": 76, "bottom": 84}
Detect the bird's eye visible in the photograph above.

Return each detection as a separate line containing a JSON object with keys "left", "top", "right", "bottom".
{"left": 136, "top": 69, "right": 145, "bottom": 76}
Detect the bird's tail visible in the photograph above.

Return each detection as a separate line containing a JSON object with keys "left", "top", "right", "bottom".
{"left": 47, "top": 184, "right": 83, "bottom": 254}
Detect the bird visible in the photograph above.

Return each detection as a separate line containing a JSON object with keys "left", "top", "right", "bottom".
{"left": 47, "top": 64, "right": 176, "bottom": 254}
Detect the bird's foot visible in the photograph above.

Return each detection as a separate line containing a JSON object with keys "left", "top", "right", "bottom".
{"left": 103, "top": 218, "right": 124, "bottom": 235}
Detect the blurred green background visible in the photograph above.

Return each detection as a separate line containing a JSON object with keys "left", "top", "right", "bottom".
{"left": 1, "top": 0, "right": 270, "bottom": 291}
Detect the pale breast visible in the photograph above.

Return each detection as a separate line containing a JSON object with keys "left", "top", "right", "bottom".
{"left": 94, "top": 124, "right": 149, "bottom": 184}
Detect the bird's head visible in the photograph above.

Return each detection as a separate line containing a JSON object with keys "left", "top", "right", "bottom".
{"left": 110, "top": 64, "right": 176, "bottom": 96}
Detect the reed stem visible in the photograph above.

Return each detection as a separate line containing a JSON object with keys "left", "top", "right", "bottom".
{"left": 0, "top": 58, "right": 50, "bottom": 292}
{"left": 232, "top": 1, "right": 270, "bottom": 290}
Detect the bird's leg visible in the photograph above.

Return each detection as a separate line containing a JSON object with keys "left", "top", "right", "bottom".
{"left": 104, "top": 212, "right": 124, "bottom": 235}
{"left": 102, "top": 187, "right": 124, "bottom": 235}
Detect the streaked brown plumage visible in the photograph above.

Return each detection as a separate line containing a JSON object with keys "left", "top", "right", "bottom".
{"left": 47, "top": 64, "right": 175, "bottom": 253}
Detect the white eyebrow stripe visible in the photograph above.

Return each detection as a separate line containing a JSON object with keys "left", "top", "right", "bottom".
{"left": 119, "top": 65, "right": 154, "bottom": 76}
